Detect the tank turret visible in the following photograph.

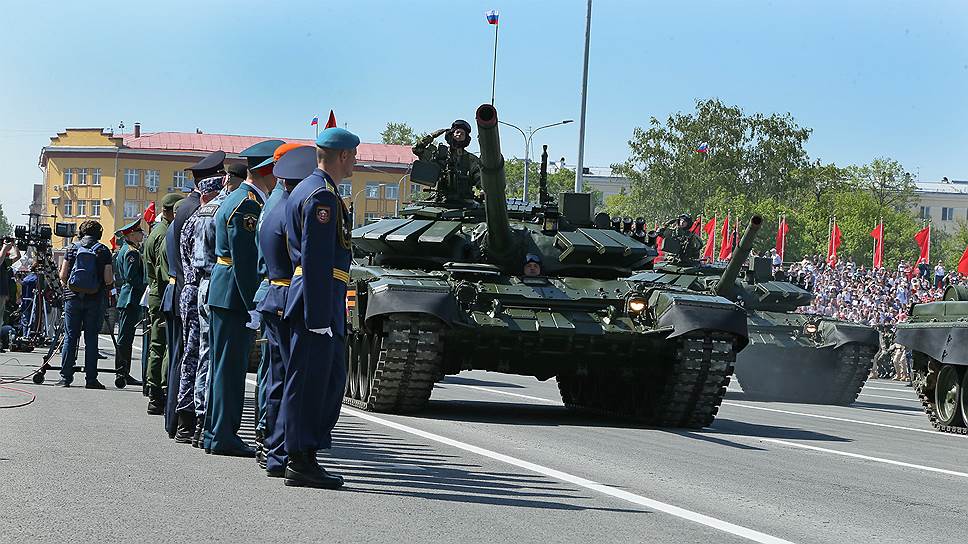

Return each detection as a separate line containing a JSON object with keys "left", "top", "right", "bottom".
{"left": 714, "top": 215, "right": 763, "bottom": 297}
{"left": 474, "top": 103, "right": 518, "bottom": 269}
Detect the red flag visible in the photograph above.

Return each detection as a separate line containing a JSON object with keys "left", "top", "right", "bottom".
{"left": 109, "top": 236, "right": 117, "bottom": 251}
{"left": 827, "top": 221, "right": 842, "bottom": 266}
{"left": 324, "top": 110, "right": 337, "bottom": 129}
{"left": 775, "top": 217, "right": 789, "bottom": 260}
{"left": 958, "top": 246, "right": 968, "bottom": 275}
{"left": 143, "top": 201, "right": 156, "bottom": 225}
{"left": 654, "top": 222, "right": 664, "bottom": 261}
{"left": 702, "top": 217, "right": 716, "bottom": 261}
{"left": 913, "top": 226, "right": 931, "bottom": 265}
{"left": 689, "top": 215, "right": 702, "bottom": 235}
{"left": 870, "top": 221, "right": 884, "bottom": 269}
{"left": 718, "top": 213, "right": 731, "bottom": 261}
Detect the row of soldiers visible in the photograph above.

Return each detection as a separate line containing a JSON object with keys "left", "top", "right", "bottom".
{"left": 114, "top": 129, "right": 359, "bottom": 489}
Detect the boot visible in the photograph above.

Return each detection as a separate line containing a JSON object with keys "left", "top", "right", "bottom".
{"left": 146, "top": 387, "right": 165, "bottom": 415}
{"left": 284, "top": 451, "right": 343, "bottom": 489}
{"left": 192, "top": 419, "right": 204, "bottom": 448}
{"left": 254, "top": 429, "right": 266, "bottom": 467}
{"left": 174, "top": 411, "right": 196, "bottom": 444}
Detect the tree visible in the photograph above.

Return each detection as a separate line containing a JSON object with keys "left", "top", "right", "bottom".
{"left": 843, "top": 158, "right": 917, "bottom": 215}
{"left": 0, "top": 204, "right": 11, "bottom": 237}
{"left": 380, "top": 122, "right": 418, "bottom": 146}
{"left": 504, "top": 158, "right": 576, "bottom": 204}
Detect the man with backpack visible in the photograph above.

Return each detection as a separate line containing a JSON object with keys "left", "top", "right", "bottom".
{"left": 57, "top": 220, "right": 115, "bottom": 388}
{"left": 113, "top": 219, "right": 147, "bottom": 388}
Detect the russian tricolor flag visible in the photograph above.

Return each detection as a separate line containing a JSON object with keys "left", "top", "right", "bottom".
{"left": 485, "top": 10, "right": 499, "bottom": 25}
{"left": 310, "top": 115, "right": 319, "bottom": 126}
{"left": 696, "top": 142, "right": 709, "bottom": 153}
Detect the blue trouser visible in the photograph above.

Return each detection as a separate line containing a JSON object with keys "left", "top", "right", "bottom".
{"left": 164, "top": 312, "right": 183, "bottom": 437}
{"left": 282, "top": 315, "right": 345, "bottom": 453}
{"left": 262, "top": 311, "right": 291, "bottom": 472}
{"left": 204, "top": 306, "right": 254, "bottom": 452}
{"left": 60, "top": 295, "right": 105, "bottom": 384}
{"left": 255, "top": 323, "right": 269, "bottom": 435}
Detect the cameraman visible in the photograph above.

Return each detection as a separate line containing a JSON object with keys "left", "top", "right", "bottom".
{"left": 0, "top": 240, "right": 21, "bottom": 332}
{"left": 56, "top": 220, "right": 115, "bottom": 388}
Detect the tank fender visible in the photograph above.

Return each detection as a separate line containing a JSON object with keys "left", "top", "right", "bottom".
{"left": 363, "top": 283, "right": 460, "bottom": 330}
{"left": 651, "top": 291, "right": 749, "bottom": 346}
{"left": 896, "top": 325, "right": 968, "bottom": 365}
{"left": 817, "top": 321, "right": 879, "bottom": 350}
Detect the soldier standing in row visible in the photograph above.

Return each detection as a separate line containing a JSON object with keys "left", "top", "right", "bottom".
{"left": 412, "top": 119, "right": 482, "bottom": 205}
{"left": 144, "top": 193, "right": 183, "bottom": 414}
{"left": 281, "top": 128, "right": 357, "bottom": 489}
{"left": 173, "top": 174, "right": 225, "bottom": 443}
{"left": 190, "top": 162, "right": 246, "bottom": 448}
{"left": 658, "top": 214, "right": 703, "bottom": 265}
{"left": 204, "top": 146, "right": 275, "bottom": 456}
{"left": 113, "top": 219, "right": 146, "bottom": 387}
{"left": 257, "top": 145, "right": 316, "bottom": 478}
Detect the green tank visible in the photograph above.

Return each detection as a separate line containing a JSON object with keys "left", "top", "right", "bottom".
{"left": 894, "top": 285, "right": 968, "bottom": 434}
{"left": 627, "top": 218, "right": 879, "bottom": 405}
{"left": 343, "top": 103, "right": 750, "bottom": 428}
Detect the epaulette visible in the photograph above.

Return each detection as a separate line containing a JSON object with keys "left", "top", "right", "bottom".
{"left": 247, "top": 191, "right": 263, "bottom": 207}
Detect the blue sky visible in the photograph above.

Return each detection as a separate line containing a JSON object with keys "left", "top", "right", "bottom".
{"left": 1, "top": 0, "right": 966, "bottom": 217}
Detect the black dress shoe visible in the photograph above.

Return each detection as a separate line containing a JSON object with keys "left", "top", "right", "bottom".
{"left": 55, "top": 379, "right": 71, "bottom": 388}
{"left": 174, "top": 412, "right": 196, "bottom": 444}
{"left": 146, "top": 398, "right": 164, "bottom": 415}
{"left": 124, "top": 375, "right": 142, "bottom": 386}
{"left": 284, "top": 451, "right": 344, "bottom": 489}
{"left": 209, "top": 446, "right": 256, "bottom": 458}
{"left": 84, "top": 380, "right": 106, "bottom": 390}
{"left": 191, "top": 425, "right": 203, "bottom": 448}
{"left": 266, "top": 467, "right": 285, "bottom": 478}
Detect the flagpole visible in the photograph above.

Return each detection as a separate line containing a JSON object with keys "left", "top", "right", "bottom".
{"left": 490, "top": 19, "right": 499, "bottom": 105}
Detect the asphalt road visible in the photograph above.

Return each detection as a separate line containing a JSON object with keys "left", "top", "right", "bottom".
{"left": 1, "top": 337, "right": 964, "bottom": 544}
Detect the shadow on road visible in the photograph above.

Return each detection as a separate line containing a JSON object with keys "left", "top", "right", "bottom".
{"left": 706, "top": 418, "right": 848, "bottom": 442}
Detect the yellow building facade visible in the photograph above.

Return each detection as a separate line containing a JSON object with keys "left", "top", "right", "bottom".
{"left": 39, "top": 128, "right": 418, "bottom": 246}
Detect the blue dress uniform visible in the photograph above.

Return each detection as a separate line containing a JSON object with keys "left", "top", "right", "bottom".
{"left": 282, "top": 128, "right": 357, "bottom": 489}
{"left": 258, "top": 146, "right": 316, "bottom": 476}
{"left": 113, "top": 220, "right": 146, "bottom": 387}
{"left": 204, "top": 181, "right": 265, "bottom": 455}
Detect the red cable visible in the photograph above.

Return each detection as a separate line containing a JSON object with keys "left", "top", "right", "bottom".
{"left": 0, "top": 383, "right": 36, "bottom": 409}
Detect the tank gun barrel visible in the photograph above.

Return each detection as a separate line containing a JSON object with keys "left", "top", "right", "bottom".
{"left": 714, "top": 215, "right": 763, "bottom": 297}
{"left": 475, "top": 103, "right": 517, "bottom": 265}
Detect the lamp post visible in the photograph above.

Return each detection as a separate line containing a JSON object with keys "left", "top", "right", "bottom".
{"left": 498, "top": 119, "right": 573, "bottom": 203}
{"left": 360, "top": 164, "right": 411, "bottom": 217}
{"left": 350, "top": 187, "right": 369, "bottom": 227}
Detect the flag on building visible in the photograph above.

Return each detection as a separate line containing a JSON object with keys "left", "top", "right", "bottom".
{"left": 870, "top": 221, "right": 884, "bottom": 269}
{"left": 310, "top": 115, "right": 319, "bottom": 126}
{"left": 718, "top": 213, "right": 731, "bottom": 261}
{"left": 696, "top": 142, "right": 709, "bottom": 154}
{"left": 325, "top": 110, "right": 337, "bottom": 129}
{"left": 702, "top": 217, "right": 716, "bottom": 261}
{"left": 827, "top": 221, "right": 842, "bottom": 266}
{"left": 142, "top": 201, "right": 156, "bottom": 225}
{"left": 775, "top": 215, "right": 789, "bottom": 260}
{"left": 485, "top": 9, "right": 499, "bottom": 25}
{"left": 958, "top": 245, "right": 968, "bottom": 275}
{"left": 914, "top": 226, "right": 931, "bottom": 264}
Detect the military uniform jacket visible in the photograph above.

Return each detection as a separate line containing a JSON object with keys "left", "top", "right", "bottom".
{"left": 207, "top": 183, "right": 264, "bottom": 312}
{"left": 163, "top": 191, "right": 200, "bottom": 314}
{"left": 658, "top": 227, "right": 704, "bottom": 264}
{"left": 143, "top": 219, "right": 170, "bottom": 302}
{"left": 254, "top": 181, "right": 285, "bottom": 307}
{"left": 284, "top": 169, "right": 352, "bottom": 334}
{"left": 256, "top": 186, "right": 292, "bottom": 316}
{"left": 115, "top": 242, "right": 146, "bottom": 308}
{"left": 192, "top": 191, "right": 227, "bottom": 281}
{"left": 413, "top": 139, "right": 482, "bottom": 201}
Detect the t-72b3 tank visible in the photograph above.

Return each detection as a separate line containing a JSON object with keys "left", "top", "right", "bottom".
{"left": 627, "top": 220, "right": 879, "bottom": 405}
{"left": 343, "top": 103, "right": 750, "bottom": 428}
{"left": 894, "top": 285, "right": 968, "bottom": 434}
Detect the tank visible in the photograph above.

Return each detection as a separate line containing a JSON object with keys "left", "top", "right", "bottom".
{"left": 894, "top": 285, "right": 968, "bottom": 434}
{"left": 343, "top": 103, "right": 750, "bottom": 428}
{"left": 626, "top": 218, "right": 879, "bottom": 405}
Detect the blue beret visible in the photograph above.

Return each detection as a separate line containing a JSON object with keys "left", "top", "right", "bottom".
{"left": 273, "top": 146, "right": 316, "bottom": 181}
{"left": 315, "top": 127, "right": 360, "bottom": 150}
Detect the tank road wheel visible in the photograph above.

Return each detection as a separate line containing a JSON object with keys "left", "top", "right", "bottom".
{"left": 960, "top": 369, "right": 968, "bottom": 429}
{"left": 342, "top": 315, "right": 443, "bottom": 413}
{"left": 346, "top": 332, "right": 361, "bottom": 400}
{"left": 358, "top": 331, "right": 378, "bottom": 401}
{"left": 934, "top": 365, "right": 964, "bottom": 428}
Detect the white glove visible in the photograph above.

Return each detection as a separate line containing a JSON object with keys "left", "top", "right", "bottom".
{"left": 310, "top": 327, "right": 333, "bottom": 337}
{"left": 245, "top": 310, "right": 262, "bottom": 330}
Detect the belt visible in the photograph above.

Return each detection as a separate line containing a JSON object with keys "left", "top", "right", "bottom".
{"left": 292, "top": 266, "right": 350, "bottom": 285}
{"left": 168, "top": 277, "right": 176, "bottom": 285}
{"left": 216, "top": 256, "right": 233, "bottom": 266}
{"left": 270, "top": 278, "right": 291, "bottom": 287}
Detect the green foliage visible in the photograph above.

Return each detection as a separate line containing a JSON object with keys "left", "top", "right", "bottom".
{"left": 504, "top": 158, "right": 576, "bottom": 203}
{"left": 380, "top": 122, "right": 418, "bottom": 146}
{"left": 0, "top": 204, "right": 11, "bottom": 237}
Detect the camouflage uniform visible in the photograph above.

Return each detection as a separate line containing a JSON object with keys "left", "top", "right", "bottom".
{"left": 177, "top": 207, "right": 204, "bottom": 413}
{"left": 658, "top": 226, "right": 703, "bottom": 265}
{"left": 412, "top": 136, "right": 482, "bottom": 204}
{"left": 192, "top": 190, "right": 226, "bottom": 419}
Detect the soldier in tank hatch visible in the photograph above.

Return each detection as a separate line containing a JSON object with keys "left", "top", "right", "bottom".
{"left": 658, "top": 214, "right": 703, "bottom": 265}
{"left": 412, "top": 119, "right": 482, "bottom": 205}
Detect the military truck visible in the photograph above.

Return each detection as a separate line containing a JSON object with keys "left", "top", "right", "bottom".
{"left": 342, "top": 103, "right": 750, "bottom": 428}
{"left": 626, "top": 225, "right": 879, "bottom": 405}
{"left": 894, "top": 285, "right": 968, "bottom": 434}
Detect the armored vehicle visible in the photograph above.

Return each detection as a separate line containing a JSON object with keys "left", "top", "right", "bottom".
{"left": 343, "top": 103, "right": 750, "bottom": 428}
{"left": 627, "top": 222, "right": 878, "bottom": 405}
{"left": 894, "top": 285, "right": 968, "bottom": 434}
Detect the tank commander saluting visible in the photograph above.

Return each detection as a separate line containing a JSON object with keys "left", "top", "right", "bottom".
{"left": 412, "top": 119, "right": 482, "bottom": 205}
{"left": 658, "top": 214, "right": 703, "bottom": 265}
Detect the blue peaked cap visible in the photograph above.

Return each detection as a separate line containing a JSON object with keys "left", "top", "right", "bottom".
{"left": 273, "top": 146, "right": 317, "bottom": 181}
{"left": 315, "top": 127, "right": 360, "bottom": 150}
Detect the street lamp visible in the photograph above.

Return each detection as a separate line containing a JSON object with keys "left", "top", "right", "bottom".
{"left": 498, "top": 119, "right": 573, "bottom": 203}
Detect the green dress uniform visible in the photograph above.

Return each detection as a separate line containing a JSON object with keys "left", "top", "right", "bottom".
{"left": 113, "top": 229, "right": 146, "bottom": 384}
{"left": 143, "top": 215, "right": 171, "bottom": 412}
{"left": 203, "top": 182, "right": 265, "bottom": 455}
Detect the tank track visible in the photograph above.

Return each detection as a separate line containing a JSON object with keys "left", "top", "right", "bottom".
{"left": 557, "top": 331, "right": 736, "bottom": 429}
{"left": 913, "top": 367, "right": 968, "bottom": 435}
{"left": 343, "top": 315, "right": 442, "bottom": 413}
{"left": 829, "top": 344, "right": 876, "bottom": 406}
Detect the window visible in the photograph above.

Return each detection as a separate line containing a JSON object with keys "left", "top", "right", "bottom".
{"left": 919, "top": 206, "right": 931, "bottom": 220}
{"left": 63, "top": 168, "right": 73, "bottom": 186}
{"left": 76, "top": 200, "right": 87, "bottom": 217}
{"left": 365, "top": 183, "right": 380, "bottom": 198}
{"left": 338, "top": 183, "right": 352, "bottom": 197}
{"left": 410, "top": 183, "right": 421, "bottom": 196}
{"left": 384, "top": 185, "right": 399, "bottom": 200}
{"left": 63, "top": 199, "right": 73, "bottom": 216}
{"left": 364, "top": 212, "right": 379, "bottom": 224}
{"left": 91, "top": 200, "right": 101, "bottom": 217}
{"left": 123, "top": 200, "right": 139, "bottom": 219}
{"left": 92, "top": 168, "right": 101, "bottom": 185}
{"left": 144, "top": 169, "right": 160, "bottom": 191}
{"left": 173, "top": 170, "right": 189, "bottom": 190}
{"left": 942, "top": 207, "right": 954, "bottom": 221}
{"left": 76, "top": 168, "right": 88, "bottom": 185}
{"left": 125, "top": 169, "right": 139, "bottom": 187}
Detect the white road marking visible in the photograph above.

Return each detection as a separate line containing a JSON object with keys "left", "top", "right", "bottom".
{"left": 762, "top": 439, "right": 968, "bottom": 479}
{"left": 857, "top": 393, "right": 919, "bottom": 402}
{"left": 440, "top": 383, "right": 561, "bottom": 404}
{"left": 721, "top": 402, "right": 943, "bottom": 436}
{"left": 345, "top": 407, "right": 796, "bottom": 544}
{"left": 863, "top": 385, "right": 913, "bottom": 393}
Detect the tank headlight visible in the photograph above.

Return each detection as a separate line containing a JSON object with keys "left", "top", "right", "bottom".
{"left": 627, "top": 298, "right": 647, "bottom": 315}
{"left": 804, "top": 323, "right": 818, "bottom": 334}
